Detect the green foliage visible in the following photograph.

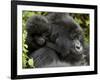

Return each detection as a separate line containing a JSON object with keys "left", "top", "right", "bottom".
{"left": 22, "top": 11, "right": 47, "bottom": 68}
{"left": 22, "top": 11, "right": 35, "bottom": 68}
{"left": 22, "top": 11, "right": 90, "bottom": 68}
{"left": 70, "top": 13, "right": 90, "bottom": 43}
{"left": 22, "top": 30, "right": 35, "bottom": 68}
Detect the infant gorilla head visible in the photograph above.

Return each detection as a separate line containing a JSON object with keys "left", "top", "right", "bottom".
{"left": 26, "top": 13, "right": 89, "bottom": 68}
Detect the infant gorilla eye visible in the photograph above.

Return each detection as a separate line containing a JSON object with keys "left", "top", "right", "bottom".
{"left": 42, "top": 31, "right": 51, "bottom": 37}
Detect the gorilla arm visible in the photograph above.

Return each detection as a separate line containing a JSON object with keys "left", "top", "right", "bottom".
{"left": 30, "top": 47, "right": 59, "bottom": 68}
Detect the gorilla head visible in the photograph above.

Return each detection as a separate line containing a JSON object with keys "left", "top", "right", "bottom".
{"left": 47, "top": 13, "right": 85, "bottom": 63}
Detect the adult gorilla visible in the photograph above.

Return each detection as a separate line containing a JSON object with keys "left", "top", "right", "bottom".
{"left": 26, "top": 13, "right": 89, "bottom": 68}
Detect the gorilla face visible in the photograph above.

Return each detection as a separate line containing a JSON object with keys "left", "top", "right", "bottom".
{"left": 48, "top": 13, "right": 85, "bottom": 63}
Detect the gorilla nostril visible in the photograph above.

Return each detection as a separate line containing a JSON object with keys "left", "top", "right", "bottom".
{"left": 73, "top": 39, "right": 83, "bottom": 52}
{"left": 75, "top": 45, "right": 83, "bottom": 53}
{"left": 76, "top": 46, "right": 80, "bottom": 50}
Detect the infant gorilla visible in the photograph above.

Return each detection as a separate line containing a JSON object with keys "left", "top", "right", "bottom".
{"left": 26, "top": 13, "right": 89, "bottom": 68}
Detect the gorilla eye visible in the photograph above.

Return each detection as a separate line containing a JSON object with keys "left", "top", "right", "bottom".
{"left": 70, "top": 33, "right": 77, "bottom": 39}
{"left": 70, "top": 33, "right": 82, "bottom": 41}
{"left": 42, "top": 31, "right": 50, "bottom": 37}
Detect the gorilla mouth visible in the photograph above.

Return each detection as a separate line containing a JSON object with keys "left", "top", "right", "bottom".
{"left": 70, "top": 48, "right": 83, "bottom": 58}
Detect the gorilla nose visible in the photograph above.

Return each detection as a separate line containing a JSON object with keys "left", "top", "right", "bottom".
{"left": 76, "top": 46, "right": 80, "bottom": 49}
{"left": 74, "top": 40, "right": 83, "bottom": 53}
{"left": 75, "top": 44, "right": 83, "bottom": 53}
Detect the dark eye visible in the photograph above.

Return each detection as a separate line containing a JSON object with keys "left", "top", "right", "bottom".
{"left": 70, "top": 32, "right": 82, "bottom": 40}
{"left": 70, "top": 33, "right": 77, "bottom": 39}
{"left": 42, "top": 31, "right": 50, "bottom": 37}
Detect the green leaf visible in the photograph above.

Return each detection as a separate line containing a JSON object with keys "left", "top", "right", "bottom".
{"left": 28, "top": 58, "right": 34, "bottom": 68}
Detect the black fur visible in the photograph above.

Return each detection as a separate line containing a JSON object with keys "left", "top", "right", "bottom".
{"left": 26, "top": 13, "right": 89, "bottom": 68}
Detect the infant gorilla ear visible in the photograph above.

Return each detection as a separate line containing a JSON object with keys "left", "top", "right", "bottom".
{"left": 26, "top": 15, "right": 51, "bottom": 55}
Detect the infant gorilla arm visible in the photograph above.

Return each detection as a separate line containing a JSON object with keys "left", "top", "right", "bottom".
{"left": 26, "top": 13, "right": 89, "bottom": 68}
